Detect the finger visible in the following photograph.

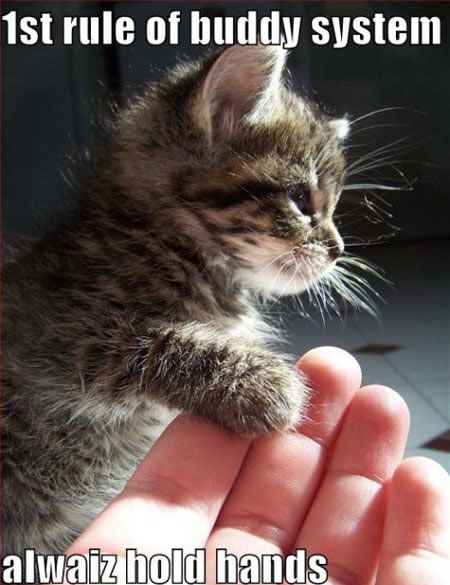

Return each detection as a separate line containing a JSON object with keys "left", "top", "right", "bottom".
{"left": 67, "top": 414, "right": 251, "bottom": 557}
{"left": 376, "top": 456, "right": 450, "bottom": 585}
{"left": 206, "top": 347, "right": 362, "bottom": 569}
{"left": 295, "top": 385, "right": 409, "bottom": 585}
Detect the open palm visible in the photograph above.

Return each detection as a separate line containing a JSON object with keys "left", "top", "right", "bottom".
{"left": 67, "top": 347, "right": 450, "bottom": 584}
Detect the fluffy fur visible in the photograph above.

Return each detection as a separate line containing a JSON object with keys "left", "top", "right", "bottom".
{"left": 3, "top": 44, "right": 350, "bottom": 556}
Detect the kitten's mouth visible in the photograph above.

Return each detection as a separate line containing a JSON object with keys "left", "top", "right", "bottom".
{"left": 248, "top": 250, "right": 335, "bottom": 297}
{"left": 277, "top": 247, "right": 331, "bottom": 277}
{"left": 235, "top": 237, "right": 338, "bottom": 297}
{"left": 278, "top": 258, "right": 332, "bottom": 280}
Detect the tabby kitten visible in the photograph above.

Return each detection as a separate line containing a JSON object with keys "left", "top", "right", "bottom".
{"left": 2, "top": 44, "right": 349, "bottom": 556}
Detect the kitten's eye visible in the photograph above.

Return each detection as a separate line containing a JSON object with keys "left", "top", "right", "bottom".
{"left": 288, "top": 187, "right": 311, "bottom": 215}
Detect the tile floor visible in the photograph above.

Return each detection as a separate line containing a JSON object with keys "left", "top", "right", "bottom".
{"left": 282, "top": 240, "right": 450, "bottom": 471}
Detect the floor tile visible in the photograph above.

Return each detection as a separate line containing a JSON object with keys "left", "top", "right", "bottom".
{"left": 413, "top": 379, "right": 449, "bottom": 422}
{"left": 286, "top": 319, "right": 366, "bottom": 355}
{"left": 395, "top": 384, "right": 448, "bottom": 449}
{"left": 351, "top": 353, "right": 406, "bottom": 387}
{"left": 387, "top": 343, "right": 449, "bottom": 383}
{"left": 404, "top": 447, "right": 450, "bottom": 472}
{"left": 349, "top": 295, "right": 449, "bottom": 347}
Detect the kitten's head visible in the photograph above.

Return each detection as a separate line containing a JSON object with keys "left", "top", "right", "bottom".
{"left": 116, "top": 44, "right": 350, "bottom": 298}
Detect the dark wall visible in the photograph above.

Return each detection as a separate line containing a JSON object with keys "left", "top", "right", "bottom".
{"left": 2, "top": 1, "right": 116, "bottom": 236}
{"left": 3, "top": 1, "right": 450, "bottom": 242}
{"left": 305, "top": 2, "right": 450, "bottom": 244}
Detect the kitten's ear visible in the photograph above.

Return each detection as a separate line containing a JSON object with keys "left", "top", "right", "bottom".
{"left": 329, "top": 118, "right": 350, "bottom": 141}
{"left": 195, "top": 44, "right": 287, "bottom": 141}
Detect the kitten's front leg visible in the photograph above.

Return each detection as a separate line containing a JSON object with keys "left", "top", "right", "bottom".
{"left": 87, "top": 321, "right": 308, "bottom": 435}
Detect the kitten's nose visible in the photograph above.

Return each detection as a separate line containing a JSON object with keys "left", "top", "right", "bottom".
{"left": 325, "top": 226, "right": 344, "bottom": 260}
{"left": 327, "top": 238, "right": 344, "bottom": 260}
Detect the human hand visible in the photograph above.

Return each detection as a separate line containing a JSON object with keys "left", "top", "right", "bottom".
{"left": 66, "top": 347, "right": 450, "bottom": 584}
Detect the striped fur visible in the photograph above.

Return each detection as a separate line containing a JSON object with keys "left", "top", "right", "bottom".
{"left": 2, "top": 44, "right": 348, "bottom": 557}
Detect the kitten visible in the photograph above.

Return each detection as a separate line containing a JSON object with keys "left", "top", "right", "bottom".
{"left": 2, "top": 44, "right": 349, "bottom": 557}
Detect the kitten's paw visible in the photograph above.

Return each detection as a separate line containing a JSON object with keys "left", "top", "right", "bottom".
{"left": 217, "top": 351, "right": 309, "bottom": 436}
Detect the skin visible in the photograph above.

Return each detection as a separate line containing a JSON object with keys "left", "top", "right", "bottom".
{"left": 66, "top": 347, "right": 450, "bottom": 585}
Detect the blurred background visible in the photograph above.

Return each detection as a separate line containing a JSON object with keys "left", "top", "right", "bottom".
{"left": 3, "top": 1, "right": 449, "bottom": 468}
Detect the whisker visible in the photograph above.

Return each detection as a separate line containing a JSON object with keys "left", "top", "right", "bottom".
{"left": 349, "top": 107, "right": 428, "bottom": 127}
{"left": 346, "top": 135, "right": 416, "bottom": 172}
{"left": 349, "top": 123, "right": 410, "bottom": 137}
{"left": 253, "top": 251, "right": 292, "bottom": 281}
{"left": 265, "top": 258, "right": 294, "bottom": 304}
{"left": 344, "top": 183, "right": 412, "bottom": 192}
